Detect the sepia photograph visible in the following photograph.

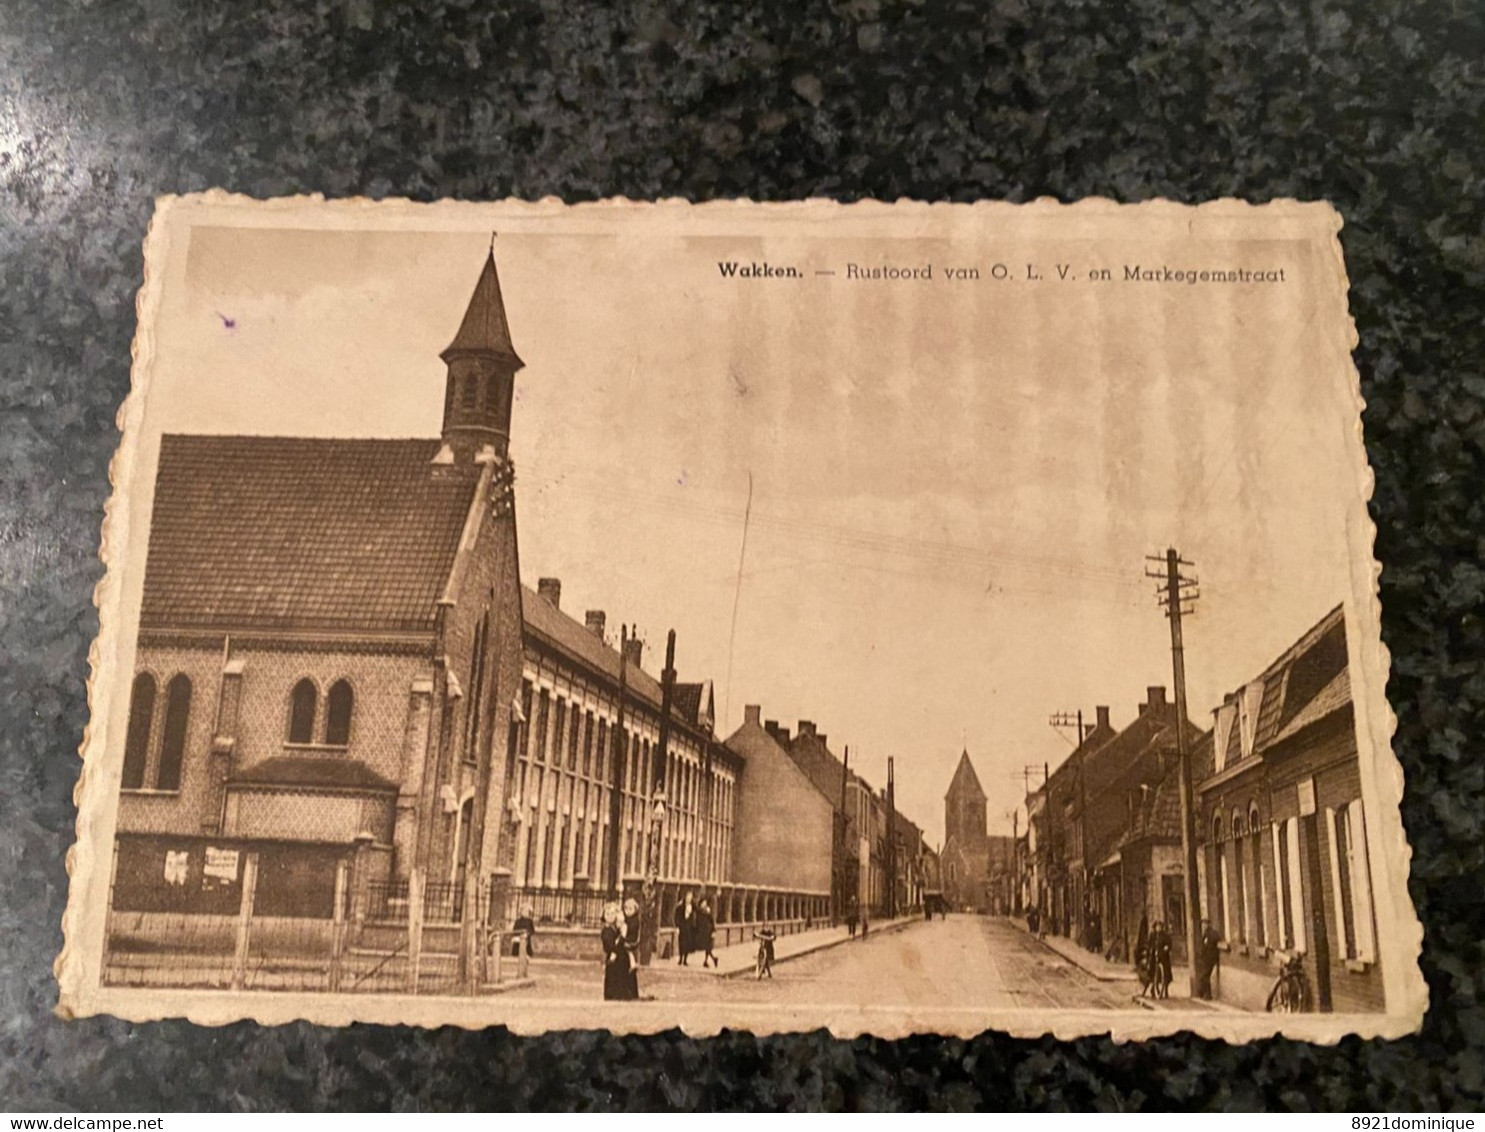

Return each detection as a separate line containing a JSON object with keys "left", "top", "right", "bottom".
{"left": 58, "top": 195, "right": 1425, "bottom": 1041}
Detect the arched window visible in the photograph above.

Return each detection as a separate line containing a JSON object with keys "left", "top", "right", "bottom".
{"left": 288, "top": 678, "right": 318, "bottom": 744}
{"left": 461, "top": 371, "right": 478, "bottom": 409}
{"left": 325, "top": 680, "right": 354, "bottom": 747}
{"left": 1212, "top": 813, "right": 1223, "bottom": 842}
{"left": 155, "top": 675, "right": 192, "bottom": 791}
{"left": 121, "top": 673, "right": 156, "bottom": 790}
{"left": 1232, "top": 809, "right": 1246, "bottom": 838}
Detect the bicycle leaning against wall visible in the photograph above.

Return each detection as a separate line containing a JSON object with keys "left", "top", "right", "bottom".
{"left": 1266, "top": 951, "right": 1313, "bottom": 1012}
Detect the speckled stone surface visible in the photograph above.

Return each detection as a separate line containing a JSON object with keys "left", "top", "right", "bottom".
{"left": 1, "top": 0, "right": 1482, "bottom": 1112}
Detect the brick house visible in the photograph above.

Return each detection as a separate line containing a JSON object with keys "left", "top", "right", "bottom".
{"left": 1194, "top": 606, "right": 1383, "bottom": 1013}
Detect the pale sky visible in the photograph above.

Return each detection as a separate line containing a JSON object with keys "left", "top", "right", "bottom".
{"left": 139, "top": 211, "right": 1363, "bottom": 847}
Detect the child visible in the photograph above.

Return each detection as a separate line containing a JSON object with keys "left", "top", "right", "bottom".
{"left": 753, "top": 925, "right": 777, "bottom": 979}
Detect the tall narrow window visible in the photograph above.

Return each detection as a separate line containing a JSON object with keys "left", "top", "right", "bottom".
{"left": 325, "top": 679, "right": 354, "bottom": 747}
{"left": 288, "top": 678, "right": 317, "bottom": 744}
{"left": 1250, "top": 804, "right": 1267, "bottom": 947}
{"left": 1210, "top": 814, "right": 1226, "bottom": 936}
{"left": 463, "top": 614, "right": 488, "bottom": 763}
{"left": 568, "top": 710, "right": 580, "bottom": 770}
{"left": 121, "top": 673, "right": 156, "bottom": 790}
{"left": 156, "top": 674, "right": 192, "bottom": 791}
{"left": 1330, "top": 805, "right": 1357, "bottom": 959}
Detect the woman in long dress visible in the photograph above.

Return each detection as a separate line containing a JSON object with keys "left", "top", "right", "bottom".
{"left": 621, "top": 897, "right": 643, "bottom": 999}
{"left": 601, "top": 902, "right": 635, "bottom": 1001}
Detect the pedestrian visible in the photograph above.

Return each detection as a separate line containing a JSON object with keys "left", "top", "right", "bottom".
{"left": 1026, "top": 904, "right": 1041, "bottom": 937}
{"left": 600, "top": 902, "right": 635, "bottom": 1001}
{"left": 753, "top": 924, "right": 777, "bottom": 979}
{"left": 696, "top": 897, "right": 719, "bottom": 968}
{"left": 674, "top": 890, "right": 697, "bottom": 965}
{"left": 511, "top": 904, "right": 537, "bottom": 958}
{"left": 1194, "top": 918, "right": 1222, "bottom": 1000}
{"left": 845, "top": 896, "right": 859, "bottom": 939}
{"left": 622, "top": 896, "right": 643, "bottom": 999}
{"left": 1150, "top": 920, "right": 1173, "bottom": 999}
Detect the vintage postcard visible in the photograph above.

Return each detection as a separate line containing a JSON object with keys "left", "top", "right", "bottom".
{"left": 59, "top": 194, "right": 1425, "bottom": 1040}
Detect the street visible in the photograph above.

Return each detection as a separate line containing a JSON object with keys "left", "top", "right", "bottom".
{"left": 506, "top": 916, "right": 1139, "bottom": 1011}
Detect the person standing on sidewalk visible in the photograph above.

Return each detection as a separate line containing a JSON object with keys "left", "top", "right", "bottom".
{"left": 1194, "top": 918, "right": 1222, "bottom": 1000}
{"left": 601, "top": 902, "right": 635, "bottom": 1002}
{"left": 695, "top": 897, "right": 719, "bottom": 968}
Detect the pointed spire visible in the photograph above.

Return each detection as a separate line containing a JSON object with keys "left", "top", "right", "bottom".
{"left": 946, "top": 748, "right": 987, "bottom": 801}
{"left": 441, "top": 247, "right": 524, "bottom": 367}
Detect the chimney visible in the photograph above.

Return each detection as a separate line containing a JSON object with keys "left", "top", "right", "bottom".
{"left": 623, "top": 636, "right": 643, "bottom": 669}
{"left": 1147, "top": 686, "right": 1167, "bottom": 713}
{"left": 584, "top": 610, "right": 606, "bottom": 639}
{"left": 764, "top": 720, "right": 791, "bottom": 744}
{"left": 537, "top": 577, "right": 561, "bottom": 608}
{"left": 1096, "top": 705, "right": 1110, "bottom": 730}
{"left": 797, "top": 720, "right": 817, "bottom": 739}
{"left": 744, "top": 705, "right": 761, "bottom": 727}
{"left": 817, "top": 734, "right": 828, "bottom": 749}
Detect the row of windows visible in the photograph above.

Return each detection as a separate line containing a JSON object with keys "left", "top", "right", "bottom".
{"left": 122, "top": 673, "right": 192, "bottom": 792}
{"left": 122, "top": 672, "right": 361, "bottom": 794}
{"left": 1205, "top": 801, "right": 1375, "bottom": 964}
{"left": 287, "top": 678, "right": 355, "bottom": 747}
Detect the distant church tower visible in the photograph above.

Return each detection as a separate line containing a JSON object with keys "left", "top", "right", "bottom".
{"left": 437, "top": 246, "right": 525, "bottom": 465}
{"left": 945, "top": 749, "right": 988, "bottom": 849}
{"left": 942, "top": 749, "right": 990, "bottom": 911}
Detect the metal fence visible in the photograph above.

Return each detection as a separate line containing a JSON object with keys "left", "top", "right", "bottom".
{"left": 505, "top": 886, "right": 610, "bottom": 929}
{"left": 102, "top": 849, "right": 519, "bottom": 995}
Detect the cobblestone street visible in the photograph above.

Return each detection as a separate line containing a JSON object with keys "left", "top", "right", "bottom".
{"left": 506, "top": 916, "right": 1141, "bottom": 1011}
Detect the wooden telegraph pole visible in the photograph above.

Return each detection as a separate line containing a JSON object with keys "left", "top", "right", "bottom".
{"left": 605, "top": 625, "right": 630, "bottom": 899}
{"left": 1147, "top": 548, "right": 1201, "bottom": 995}
{"left": 640, "top": 630, "right": 676, "bottom": 965}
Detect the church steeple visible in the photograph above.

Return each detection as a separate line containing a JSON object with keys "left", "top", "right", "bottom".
{"left": 438, "top": 246, "right": 524, "bottom": 463}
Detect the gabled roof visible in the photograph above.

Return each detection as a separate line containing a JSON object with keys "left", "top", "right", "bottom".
{"left": 141, "top": 435, "right": 478, "bottom": 633}
{"left": 229, "top": 756, "right": 398, "bottom": 793}
{"left": 945, "top": 749, "right": 987, "bottom": 801}
{"left": 1203, "top": 605, "right": 1348, "bottom": 777}
{"left": 441, "top": 250, "right": 524, "bottom": 367}
{"left": 673, "top": 682, "right": 714, "bottom": 730}
{"left": 520, "top": 588, "right": 726, "bottom": 754}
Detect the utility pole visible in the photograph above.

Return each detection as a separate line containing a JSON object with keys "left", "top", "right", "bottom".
{"left": 605, "top": 625, "right": 630, "bottom": 899}
{"left": 639, "top": 630, "right": 676, "bottom": 966}
{"left": 886, "top": 757, "right": 897, "bottom": 919}
{"left": 1050, "top": 710, "right": 1092, "bottom": 945}
{"left": 1147, "top": 548, "right": 1201, "bottom": 995}
{"left": 838, "top": 745, "right": 851, "bottom": 923}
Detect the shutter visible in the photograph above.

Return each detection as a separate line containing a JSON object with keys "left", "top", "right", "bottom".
{"left": 1287, "top": 819, "right": 1306, "bottom": 952}
{"left": 1325, "top": 807, "right": 1350, "bottom": 960}
{"left": 1271, "top": 822, "right": 1288, "bottom": 947}
{"left": 1350, "top": 804, "right": 1377, "bottom": 962}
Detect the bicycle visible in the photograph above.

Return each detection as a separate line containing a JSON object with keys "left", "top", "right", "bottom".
{"left": 753, "top": 928, "right": 776, "bottom": 979}
{"left": 1265, "top": 950, "right": 1312, "bottom": 1012}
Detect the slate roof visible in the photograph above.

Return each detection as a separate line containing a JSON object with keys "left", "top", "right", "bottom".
{"left": 673, "top": 683, "right": 705, "bottom": 725}
{"left": 945, "top": 749, "right": 987, "bottom": 801}
{"left": 442, "top": 250, "right": 524, "bottom": 367}
{"left": 1271, "top": 668, "right": 1351, "bottom": 746}
{"left": 1200, "top": 605, "right": 1348, "bottom": 778}
{"left": 229, "top": 756, "right": 398, "bottom": 792}
{"left": 141, "top": 435, "right": 479, "bottom": 633}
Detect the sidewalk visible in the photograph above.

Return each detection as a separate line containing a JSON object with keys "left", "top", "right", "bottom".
{"left": 1010, "top": 918, "right": 1243, "bottom": 1012}
{"left": 663, "top": 915, "right": 921, "bottom": 978}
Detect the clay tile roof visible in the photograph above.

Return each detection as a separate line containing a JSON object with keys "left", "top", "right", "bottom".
{"left": 229, "top": 756, "right": 398, "bottom": 792}
{"left": 141, "top": 435, "right": 476, "bottom": 633}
